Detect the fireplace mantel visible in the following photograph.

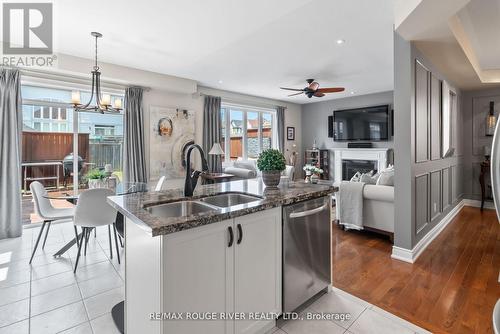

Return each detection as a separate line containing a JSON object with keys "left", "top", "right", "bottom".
{"left": 333, "top": 148, "right": 391, "bottom": 183}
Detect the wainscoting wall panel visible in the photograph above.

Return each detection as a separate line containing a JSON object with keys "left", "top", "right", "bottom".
{"left": 442, "top": 167, "right": 451, "bottom": 211}
{"left": 430, "top": 74, "right": 441, "bottom": 160}
{"left": 415, "top": 174, "right": 429, "bottom": 234}
{"left": 451, "top": 165, "right": 460, "bottom": 202}
{"left": 457, "top": 164, "right": 464, "bottom": 198}
{"left": 415, "top": 60, "right": 430, "bottom": 163}
{"left": 462, "top": 90, "right": 500, "bottom": 199}
{"left": 394, "top": 37, "right": 464, "bottom": 252}
{"left": 430, "top": 170, "right": 442, "bottom": 221}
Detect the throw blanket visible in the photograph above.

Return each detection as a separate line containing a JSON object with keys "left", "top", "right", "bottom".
{"left": 338, "top": 181, "right": 365, "bottom": 230}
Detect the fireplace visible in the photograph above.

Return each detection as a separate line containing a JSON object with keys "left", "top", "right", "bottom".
{"left": 342, "top": 159, "right": 378, "bottom": 180}
{"left": 333, "top": 148, "right": 390, "bottom": 184}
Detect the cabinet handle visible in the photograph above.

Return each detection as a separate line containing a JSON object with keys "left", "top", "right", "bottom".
{"left": 228, "top": 226, "right": 234, "bottom": 247}
{"left": 237, "top": 223, "right": 243, "bottom": 244}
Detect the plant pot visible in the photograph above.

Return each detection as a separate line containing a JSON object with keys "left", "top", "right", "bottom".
{"left": 262, "top": 170, "right": 282, "bottom": 188}
{"left": 88, "top": 179, "right": 106, "bottom": 189}
{"left": 311, "top": 174, "right": 319, "bottom": 184}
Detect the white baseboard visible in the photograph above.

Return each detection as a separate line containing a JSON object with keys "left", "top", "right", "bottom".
{"left": 391, "top": 199, "right": 467, "bottom": 263}
{"left": 391, "top": 246, "right": 414, "bottom": 263}
{"left": 462, "top": 198, "right": 496, "bottom": 210}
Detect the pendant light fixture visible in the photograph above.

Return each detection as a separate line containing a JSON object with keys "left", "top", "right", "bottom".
{"left": 71, "top": 32, "right": 122, "bottom": 113}
{"left": 486, "top": 101, "right": 497, "bottom": 136}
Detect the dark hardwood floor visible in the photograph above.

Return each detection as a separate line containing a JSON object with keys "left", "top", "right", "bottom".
{"left": 332, "top": 206, "right": 500, "bottom": 334}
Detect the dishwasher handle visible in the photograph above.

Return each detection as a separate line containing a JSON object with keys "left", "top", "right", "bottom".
{"left": 289, "top": 203, "right": 329, "bottom": 219}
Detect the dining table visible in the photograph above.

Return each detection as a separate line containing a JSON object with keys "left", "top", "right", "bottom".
{"left": 43, "top": 182, "right": 148, "bottom": 257}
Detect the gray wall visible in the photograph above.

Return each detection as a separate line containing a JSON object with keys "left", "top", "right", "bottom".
{"left": 394, "top": 32, "right": 465, "bottom": 250}
{"left": 462, "top": 87, "right": 500, "bottom": 200}
{"left": 301, "top": 91, "right": 394, "bottom": 177}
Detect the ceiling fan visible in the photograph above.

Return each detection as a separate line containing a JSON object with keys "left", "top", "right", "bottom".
{"left": 280, "top": 79, "right": 345, "bottom": 98}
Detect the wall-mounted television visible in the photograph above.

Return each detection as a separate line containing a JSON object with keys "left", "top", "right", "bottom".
{"left": 332, "top": 104, "right": 390, "bottom": 141}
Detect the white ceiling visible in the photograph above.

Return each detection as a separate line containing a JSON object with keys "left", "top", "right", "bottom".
{"left": 457, "top": 0, "right": 500, "bottom": 70}
{"left": 397, "top": 0, "right": 500, "bottom": 90}
{"left": 48, "top": 0, "right": 394, "bottom": 103}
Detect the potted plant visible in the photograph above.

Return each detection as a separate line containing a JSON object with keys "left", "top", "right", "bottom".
{"left": 303, "top": 164, "right": 323, "bottom": 183}
{"left": 257, "top": 149, "right": 286, "bottom": 188}
{"left": 85, "top": 168, "right": 107, "bottom": 189}
{"left": 310, "top": 167, "right": 324, "bottom": 184}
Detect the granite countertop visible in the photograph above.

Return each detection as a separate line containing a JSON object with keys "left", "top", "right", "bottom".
{"left": 107, "top": 179, "right": 337, "bottom": 237}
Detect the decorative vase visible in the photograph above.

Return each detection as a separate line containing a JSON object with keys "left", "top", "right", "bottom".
{"left": 305, "top": 171, "right": 312, "bottom": 183}
{"left": 262, "top": 170, "right": 281, "bottom": 188}
{"left": 311, "top": 174, "right": 319, "bottom": 184}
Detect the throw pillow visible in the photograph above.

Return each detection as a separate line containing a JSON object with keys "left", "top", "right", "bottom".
{"left": 377, "top": 170, "right": 394, "bottom": 186}
{"left": 350, "top": 172, "right": 361, "bottom": 182}
{"left": 234, "top": 160, "right": 256, "bottom": 171}
{"left": 360, "top": 172, "right": 379, "bottom": 184}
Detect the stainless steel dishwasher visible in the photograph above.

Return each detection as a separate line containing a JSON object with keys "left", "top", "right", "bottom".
{"left": 283, "top": 196, "right": 331, "bottom": 313}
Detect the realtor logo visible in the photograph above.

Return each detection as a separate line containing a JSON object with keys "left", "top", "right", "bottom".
{"left": 3, "top": 3, "right": 53, "bottom": 54}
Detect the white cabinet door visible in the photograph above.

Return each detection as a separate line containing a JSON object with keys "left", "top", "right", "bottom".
{"left": 234, "top": 207, "right": 282, "bottom": 334}
{"left": 162, "top": 220, "right": 234, "bottom": 334}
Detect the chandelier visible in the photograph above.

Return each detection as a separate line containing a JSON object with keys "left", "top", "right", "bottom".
{"left": 71, "top": 32, "right": 122, "bottom": 113}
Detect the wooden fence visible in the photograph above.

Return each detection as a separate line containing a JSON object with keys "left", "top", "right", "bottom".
{"left": 227, "top": 128, "right": 272, "bottom": 160}
{"left": 22, "top": 131, "right": 89, "bottom": 187}
{"left": 89, "top": 139, "right": 123, "bottom": 171}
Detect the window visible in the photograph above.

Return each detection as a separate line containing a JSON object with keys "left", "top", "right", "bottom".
{"left": 95, "top": 125, "right": 115, "bottom": 136}
{"left": 220, "top": 104, "right": 276, "bottom": 162}
{"left": 262, "top": 112, "right": 273, "bottom": 151}
{"left": 247, "top": 112, "right": 259, "bottom": 159}
{"left": 21, "top": 84, "right": 124, "bottom": 181}
{"left": 229, "top": 110, "right": 243, "bottom": 160}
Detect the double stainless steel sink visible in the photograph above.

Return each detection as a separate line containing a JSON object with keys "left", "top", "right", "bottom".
{"left": 199, "top": 193, "right": 262, "bottom": 207}
{"left": 145, "top": 193, "right": 262, "bottom": 218}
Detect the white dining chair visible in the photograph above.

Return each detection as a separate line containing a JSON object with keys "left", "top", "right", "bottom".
{"left": 73, "top": 188, "right": 121, "bottom": 273}
{"left": 29, "top": 181, "right": 75, "bottom": 264}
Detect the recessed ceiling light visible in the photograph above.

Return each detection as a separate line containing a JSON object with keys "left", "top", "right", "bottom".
{"left": 350, "top": 91, "right": 356, "bottom": 95}
{"left": 218, "top": 80, "right": 223, "bottom": 84}
{"left": 336, "top": 39, "right": 345, "bottom": 45}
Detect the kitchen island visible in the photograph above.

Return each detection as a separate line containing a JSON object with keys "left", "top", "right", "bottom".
{"left": 108, "top": 179, "right": 336, "bottom": 334}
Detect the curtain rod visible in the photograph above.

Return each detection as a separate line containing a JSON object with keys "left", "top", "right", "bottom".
{"left": 2, "top": 66, "right": 150, "bottom": 92}
{"left": 198, "top": 91, "right": 286, "bottom": 110}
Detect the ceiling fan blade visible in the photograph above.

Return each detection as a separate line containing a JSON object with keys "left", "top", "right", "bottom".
{"left": 317, "top": 87, "right": 345, "bottom": 93}
{"left": 313, "top": 92, "right": 325, "bottom": 97}
{"left": 280, "top": 87, "right": 304, "bottom": 92}
{"left": 308, "top": 82, "right": 320, "bottom": 91}
{"left": 288, "top": 92, "right": 303, "bottom": 97}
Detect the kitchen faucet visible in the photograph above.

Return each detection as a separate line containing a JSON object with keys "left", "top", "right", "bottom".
{"left": 184, "top": 144, "right": 209, "bottom": 197}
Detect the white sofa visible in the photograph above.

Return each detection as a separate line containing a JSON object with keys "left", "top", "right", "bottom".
{"left": 223, "top": 160, "right": 295, "bottom": 181}
{"left": 335, "top": 184, "right": 394, "bottom": 238}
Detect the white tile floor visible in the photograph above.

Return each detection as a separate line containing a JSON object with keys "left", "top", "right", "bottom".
{"left": 272, "top": 288, "right": 432, "bottom": 334}
{"left": 0, "top": 222, "right": 431, "bottom": 334}
{"left": 0, "top": 222, "right": 124, "bottom": 334}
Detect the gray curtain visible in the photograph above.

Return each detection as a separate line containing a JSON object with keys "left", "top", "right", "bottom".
{"left": 0, "top": 68, "right": 22, "bottom": 239}
{"left": 277, "top": 106, "right": 286, "bottom": 152}
{"left": 203, "top": 95, "right": 222, "bottom": 173}
{"left": 123, "top": 87, "right": 147, "bottom": 183}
